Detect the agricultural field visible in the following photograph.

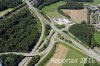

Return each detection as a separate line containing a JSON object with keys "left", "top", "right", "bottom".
{"left": 42, "top": 1, "right": 66, "bottom": 17}
{"left": 63, "top": 46, "right": 86, "bottom": 66}
{"left": 94, "top": 32, "right": 100, "bottom": 44}
{"left": 62, "top": 9, "right": 88, "bottom": 23}
{"left": 44, "top": 43, "right": 86, "bottom": 66}
{"left": 45, "top": 44, "right": 68, "bottom": 66}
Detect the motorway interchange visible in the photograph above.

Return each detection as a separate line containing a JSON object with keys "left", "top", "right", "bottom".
{"left": 0, "top": 0, "right": 100, "bottom": 66}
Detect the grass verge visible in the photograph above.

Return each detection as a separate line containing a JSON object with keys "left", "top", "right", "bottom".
{"left": 94, "top": 32, "right": 100, "bottom": 44}
{"left": 42, "top": 1, "right": 65, "bottom": 17}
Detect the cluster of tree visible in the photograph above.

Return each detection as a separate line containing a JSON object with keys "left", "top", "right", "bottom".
{"left": 0, "top": 8, "right": 41, "bottom": 53}
{"left": 66, "top": 0, "right": 93, "bottom": 2}
{"left": 0, "top": 54, "right": 24, "bottom": 66}
{"left": 59, "top": 2, "right": 84, "bottom": 9}
{"left": 27, "top": 55, "right": 40, "bottom": 66}
{"left": 0, "top": 0, "right": 22, "bottom": 12}
{"left": 69, "top": 24, "right": 98, "bottom": 48}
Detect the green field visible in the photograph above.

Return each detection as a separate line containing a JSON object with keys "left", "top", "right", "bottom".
{"left": 42, "top": 0, "right": 100, "bottom": 18}
{"left": 63, "top": 46, "right": 86, "bottom": 66}
{"left": 42, "top": 43, "right": 86, "bottom": 66}
{"left": 42, "top": 1, "right": 65, "bottom": 17}
{"left": 0, "top": 8, "right": 13, "bottom": 16}
{"left": 83, "top": 0, "right": 100, "bottom": 5}
{"left": 94, "top": 32, "right": 100, "bottom": 44}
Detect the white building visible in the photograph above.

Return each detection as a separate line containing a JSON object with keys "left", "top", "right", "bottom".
{"left": 53, "top": 18, "right": 71, "bottom": 25}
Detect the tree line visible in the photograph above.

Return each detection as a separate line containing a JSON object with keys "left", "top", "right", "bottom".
{"left": 35, "top": 0, "right": 93, "bottom": 10}
{"left": 58, "top": 2, "right": 84, "bottom": 9}
{"left": 34, "top": 0, "right": 73, "bottom": 10}
{"left": 36, "top": 0, "right": 61, "bottom": 10}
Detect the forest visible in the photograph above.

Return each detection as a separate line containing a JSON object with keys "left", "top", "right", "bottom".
{"left": 69, "top": 24, "right": 99, "bottom": 48}
{"left": 0, "top": 54, "right": 24, "bottom": 66}
{"left": 0, "top": 0, "right": 22, "bottom": 12}
{"left": 0, "top": 8, "right": 41, "bottom": 53}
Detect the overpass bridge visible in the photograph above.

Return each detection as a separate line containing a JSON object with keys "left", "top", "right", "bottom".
{"left": 0, "top": 51, "right": 46, "bottom": 57}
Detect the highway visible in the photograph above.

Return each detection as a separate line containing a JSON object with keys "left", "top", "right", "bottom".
{"left": 35, "top": 29, "right": 54, "bottom": 53}
{"left": 19, "top": 6, "right": 46, "bottom": 65}
{"left": 18, "top": 0, "right": 57, "bottom": 66}
{"left": 18, "top": 32, "right": 57, "bottom": 66}
{"left": 56, "top": 37, "right": 95, "bottom": 58}
{"left": 25, "top": 0, "right": 100, "bottom": 63}
{"left": 36, "top": 32, "right": 58, "bottom": 66}
{"left": 49, "top": 17, "right": 100, "bottom": 62}
{"left": 18, "top": 0, "right": 45, "bottom": 65}
{"left": 1, "top": 0, "right": 100, "bottom": 66}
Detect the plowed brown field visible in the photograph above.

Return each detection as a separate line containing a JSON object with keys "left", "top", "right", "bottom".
{"left": 62, "top": 9, "right": 88, "bottom": 23}
{"left": 45, "top": 44, "right": 68, "bottom": 66}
